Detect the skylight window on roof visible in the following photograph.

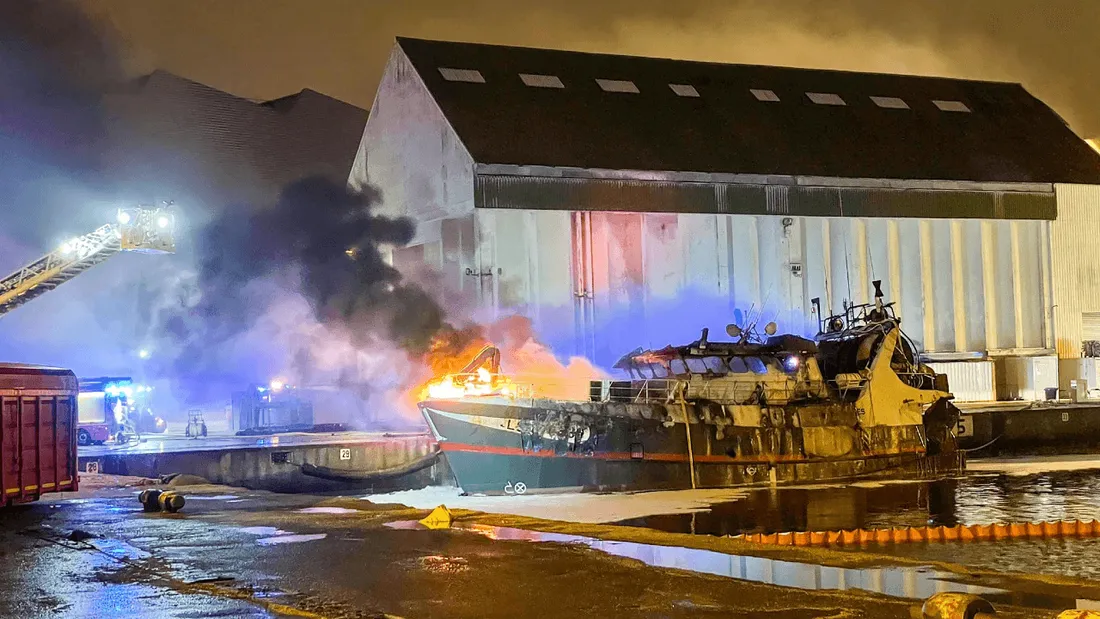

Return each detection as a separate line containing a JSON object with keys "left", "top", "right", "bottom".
{"left": 520, "top": 73, "right": 564, "bottom": 88}
{"left": 669, "top": 84, "right": 699, "bottom": 97}
{"left": 596, "top": 79, "right": 639, "bottom": 93}
{"left": 871, "top": 96, "right": 909, "bottom": 109}
{"left": 751, "top": 89, "right": 780, "bottom": 102}
{"left": 807, "top": 92, "right": 846, "bottom": 106}
{"left": 438, "top": 68, "right": 485, "bottom": 83}
{"left": 933, "top": 100, "right": 971, "bottom": 113}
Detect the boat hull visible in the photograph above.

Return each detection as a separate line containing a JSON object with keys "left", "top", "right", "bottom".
{"left": 421, "top": 399, "right": 964, "bottom": 495}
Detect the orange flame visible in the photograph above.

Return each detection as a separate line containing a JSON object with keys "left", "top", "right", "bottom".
{"left": 424, "top": 367, "right": 516, "bottom": 400}
{"left": 412, "top": 316, "right": 604, "bottom": 403}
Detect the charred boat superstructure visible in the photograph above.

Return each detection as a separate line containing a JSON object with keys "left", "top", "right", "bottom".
{"left": 420, "top": 281, "right": 963, "bottom": 495}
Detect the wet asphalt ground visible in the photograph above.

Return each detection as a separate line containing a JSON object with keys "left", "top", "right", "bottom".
{"left": 0, "top": 482, "right": 1081, "bottom": 619}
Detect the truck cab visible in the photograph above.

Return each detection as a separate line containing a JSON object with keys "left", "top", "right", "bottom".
{"left": 77, "top": 378, "right": 131, "bottom": 445}
{"left": 76, "top": 377, "right": 166, "bottom": 445}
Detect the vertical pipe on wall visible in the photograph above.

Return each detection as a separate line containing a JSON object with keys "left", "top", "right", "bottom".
{"left": 950, "top": 220, "right": 968, "bottom": 351}
{"left": 887, "top": 220, "right": 902, "bottom": 314}
{"left": 852, "top": 219, "right": 869, "bottom": 306}
{"left": 821, "top": 218, "right": 833, "bottom": 314}
{"left": 1041, "top": 219, "right": 1054, "bottom": 351}
{"left": 524, "top": 211, "right": 539, "bottom": 314}
{"left": 716, "top": 215, "right": 731, "bottom": 310}
{"left": 788, "top": 217, "right": 806, "bottom": 332}
{"left": 980, "top": 220, "right": 998, "bottom": 352}
{"left": 919, "top": 220, "right": 937, "bottom": 351}
{"left": 1010, "top": 220, "right": 1026, "bottom": 349}
{"left": 584, "top": 212, "right": 597, "bottom": 359}
{"left": 748, "top": 216, "right": 762, "bottom": 312}
{"left": 570, "top": 211, "right": 586, "bottom": 358}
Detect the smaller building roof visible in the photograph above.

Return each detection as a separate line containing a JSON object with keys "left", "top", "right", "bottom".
{"left": 105, "top": 71, "right": 367, "bottom": 205}
{"left": 397, "top": 37, "right": 1100, "bottom": 185}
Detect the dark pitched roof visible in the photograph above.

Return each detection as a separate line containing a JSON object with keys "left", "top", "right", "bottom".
{"left": 104, "top": 71, "right": 367, "bottom": 206}
{"left": 261, "top": 88, "right": 368, "bottom": 185}
{"left": 397, "top": 37, "right": 1100, "bottom": 185}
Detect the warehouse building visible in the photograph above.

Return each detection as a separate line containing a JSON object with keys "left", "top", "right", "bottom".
{"left": 351, "top": 38, "right": 1100, "bottom": 400}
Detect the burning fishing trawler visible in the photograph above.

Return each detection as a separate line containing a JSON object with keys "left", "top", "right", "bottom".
{"left": 419, "top": 282, "right": 964, "bottom": 495}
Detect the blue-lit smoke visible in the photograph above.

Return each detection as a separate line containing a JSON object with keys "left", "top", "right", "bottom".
{"left": 0, "top": 2, "right": 196, "bottom": 417}
{"left": 528, "top": 285, "right": 816, "bottom": 374}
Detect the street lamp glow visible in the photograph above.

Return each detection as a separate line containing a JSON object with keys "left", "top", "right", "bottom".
{"left": 117, "top": 211, "right": 132, "bottom": 225}
{"left": 138, "top": 349, "right": 150, "bottom": 359}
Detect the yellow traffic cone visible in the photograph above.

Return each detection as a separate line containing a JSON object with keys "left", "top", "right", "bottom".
{"left": 419, "top": 505, "right": 453, "bottom": 530}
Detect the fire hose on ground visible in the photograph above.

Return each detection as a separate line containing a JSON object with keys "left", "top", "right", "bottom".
{"left": 297, "top": 446, "right": 442, "bottom": 482}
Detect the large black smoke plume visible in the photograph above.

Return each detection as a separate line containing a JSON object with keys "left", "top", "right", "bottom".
{"left": 0, "top": 0, "right": 123, "bottom": 241}
{"left": 157, "top": 177, "right": 449, "bottom": 405}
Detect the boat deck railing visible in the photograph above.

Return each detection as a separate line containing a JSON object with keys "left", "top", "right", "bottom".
{"left": 594, "top": 378, "right": 832, "bottom": 405}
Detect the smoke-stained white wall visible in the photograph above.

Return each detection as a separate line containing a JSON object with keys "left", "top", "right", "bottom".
{"left": 350, "top": 46, "right": 476, "bottom": 240}
{"left": 473, "top": 209, "right": 1050, "bottom": 367}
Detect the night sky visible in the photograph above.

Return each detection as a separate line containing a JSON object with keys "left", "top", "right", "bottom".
{"left": 78, "top": 0, "right": 1100, "bottom": 137}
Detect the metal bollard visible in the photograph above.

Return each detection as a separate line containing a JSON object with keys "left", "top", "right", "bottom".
{"left": 921, "top": 593, "right": 996, "bottom": 619}
{"left": 138, "top": 489, "right": 162, "bottom": 512}
{"left": 137, "top": 489, "right": 185, "bottom": 513}
{"left": 157, "top": 490, "right": 185, "bottom": 513}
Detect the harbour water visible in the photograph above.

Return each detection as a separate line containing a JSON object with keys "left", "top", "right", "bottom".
{"left": 616, "top": 468, "right": 1100, "bottom": 582}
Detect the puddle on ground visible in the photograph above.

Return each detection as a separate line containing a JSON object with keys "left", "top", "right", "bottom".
{"left": 385, "top": 520, "right": 1097, "bottom": 611}
{"left": 467, "top": 523, "right": 1003, "bottom": 599}
{"left": 256, "top": 533, "right": 327, "bottom": 546}
{"left": 186, "top": 495, "right": 240, "bottom": 501}
{"left": 91, "top": 538, "right": 152, "bottom": 561}
{"left": 385, "top": 521, "right": 999, "bottom": 598}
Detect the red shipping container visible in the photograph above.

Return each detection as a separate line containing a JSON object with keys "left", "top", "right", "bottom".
{"left": 1, "top": 364, "right": 79, "bottom": 505}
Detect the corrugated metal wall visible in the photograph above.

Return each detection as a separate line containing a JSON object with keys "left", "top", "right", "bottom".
{"left": 1051, "top": 184, "right": 1100, "bottom": 358}
{"left": 470, "top": 209, "right": 1049, "bottom": 366}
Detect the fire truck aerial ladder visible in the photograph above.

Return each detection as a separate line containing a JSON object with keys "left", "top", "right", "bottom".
{"left": 0, "top": 206, "right": 176, "bottom": 317}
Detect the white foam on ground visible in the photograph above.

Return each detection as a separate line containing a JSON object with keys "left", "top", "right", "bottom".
{"left": 297, "top": 507, "right": 360, "bottom": 515}
{"left": 968, "top": 455, "right": 1100, "bottom": 476}
{"left": 366, "top": 486, "right": 751, "bottom": 524}
{"left": 257, "top": 533, "right": 327, "bottom": 546}
{"left": 239, "top": 526, "right": 288, "bottom": 536}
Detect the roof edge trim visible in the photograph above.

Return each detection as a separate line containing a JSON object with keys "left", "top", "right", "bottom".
{"left": 474, "top": 164, "right": 1053, "bottom": 194}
